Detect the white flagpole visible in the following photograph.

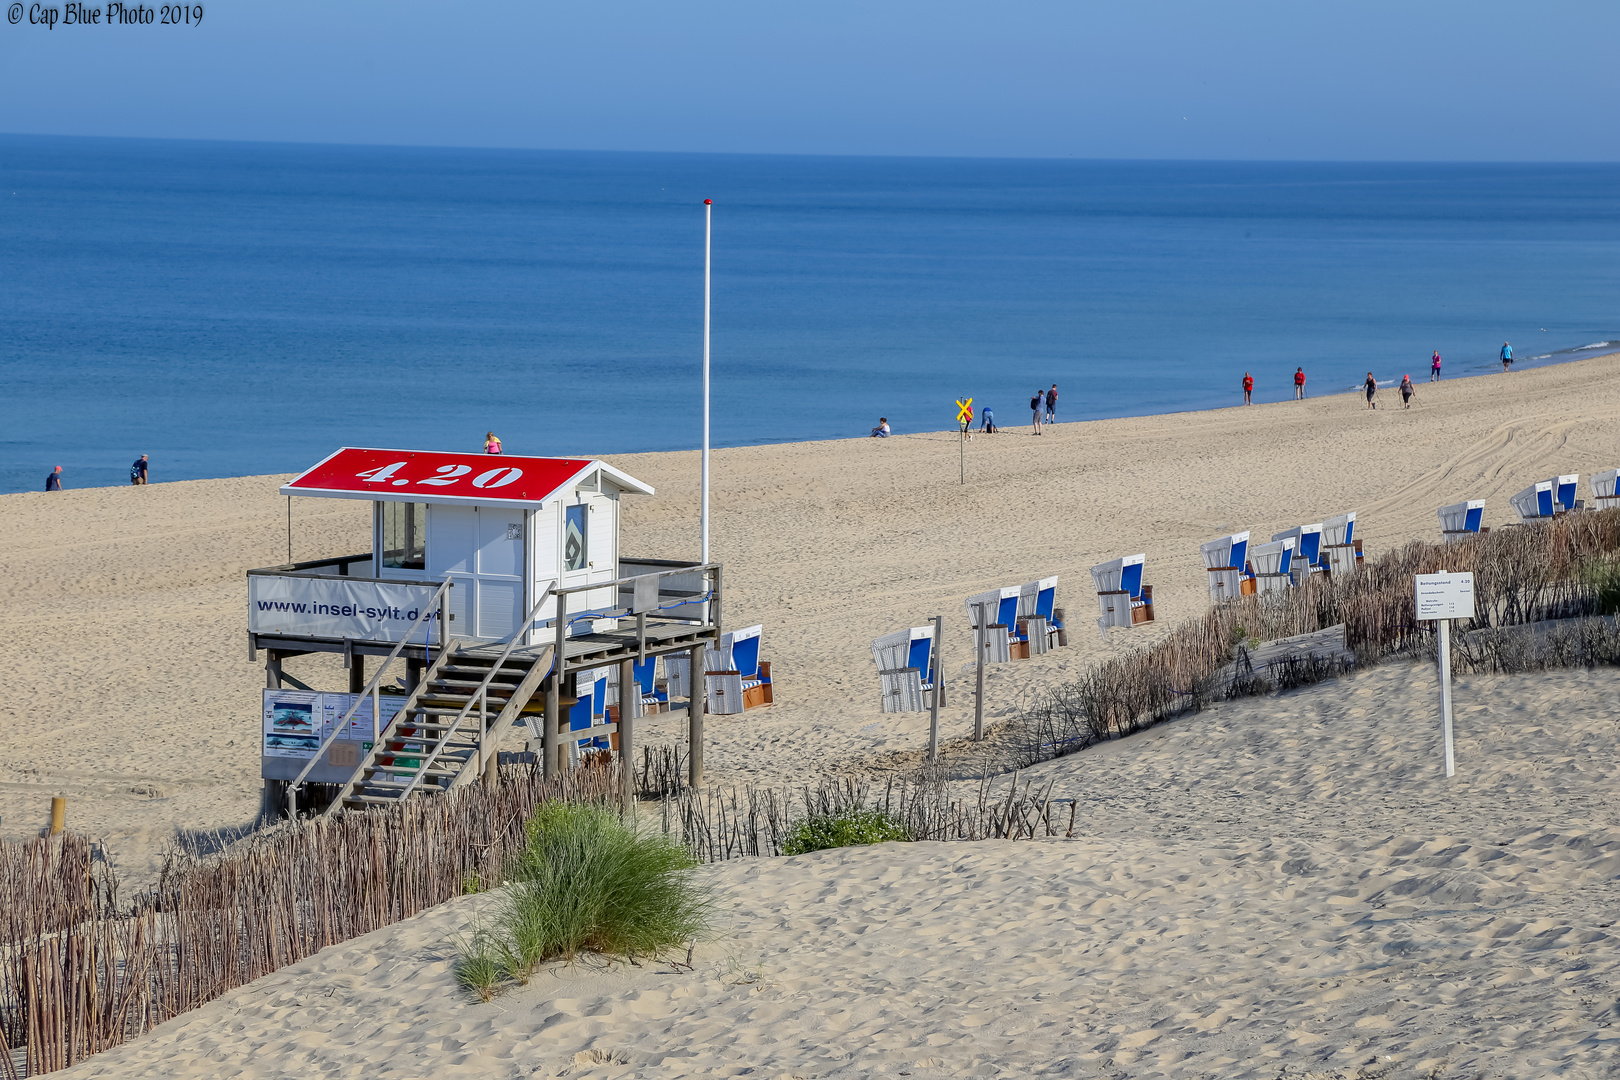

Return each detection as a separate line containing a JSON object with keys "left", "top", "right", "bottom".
{"left": 702, "top": 199, "right": 712, "bottom": 565}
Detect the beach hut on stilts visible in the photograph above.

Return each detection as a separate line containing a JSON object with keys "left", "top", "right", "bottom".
{"left": 249, "top": 447, "right": 725, "bottom": 819}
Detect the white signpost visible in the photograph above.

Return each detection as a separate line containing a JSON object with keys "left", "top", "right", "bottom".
{"left": 1414, "top": 572, "right": 1475, "bottom": 777}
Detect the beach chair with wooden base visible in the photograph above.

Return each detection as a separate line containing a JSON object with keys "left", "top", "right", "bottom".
{"left": 1200, "top": 532, "right": 1250, "bottom": 602}
{"left": 702, "top": 624, "right": 772, "bottom": 715}
{"left": 870, "top": 624, "right": 938, "bottom": 713}
{"left": 1319, "top": 511, "right": 1362, "bottom": 575}
{"left": 1272, "top": 523, "right": 1324, "bottom": 585}
{"left": 1592, "top": 469, "right": 1620, "bottom": 511}
{"left": 1017, "top": 576, "right": 1066, "bottom": 653}
{"left": 631, "top": 656, "right": 668, "bottom": 716}
{"left": 1091, "top": 554, "right": 1154, "bottom": 631}
{"left": 1439, "top": 500, "right": 1487, "bottom": 543}
{"left": 965, "top": 586, "right": 1018, "bottom": 663}
{"left": 1247, "top": 538, "right": 1295, "bottom": 596}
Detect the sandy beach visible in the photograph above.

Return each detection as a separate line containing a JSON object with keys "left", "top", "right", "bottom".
{"left": 6, "top": 353, "right": 1619, "bottom": 873}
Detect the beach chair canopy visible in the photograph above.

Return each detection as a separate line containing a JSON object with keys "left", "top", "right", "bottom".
{"left": 1438, "top": 500, "right": 1486, "bottom": 533}
{"left": 1248, "top": 537, "right": 1295, "bottom": 576}
{"left": 965, "top": 586, "right": 1020, "bottom": 629}
{"left": 1272, "top": 524, "right": 1323, "bottom": 565}
{"left": 1017, "top": 576, "right": 1059, "bottom": 621}
{"left": 1090, "top": 554, "right": 1146, "bottom": 598}
{"left": 1510, "top": 481, "right": 1555, "bottom": 520}
{"left": 726, "top": 625, "right": 763, "bottom": 680}
{"left": 1591, "top": 469, "right": 1620, "bottom": 500}
{"left": 1321, "top": 512, "right": 1356, "bottom": 547}
{"left": 1200, "top": 532, "right": 1249, "bottom": 571}
{"left": 1549, "top": 474, "right": 1579, "bottom": 512}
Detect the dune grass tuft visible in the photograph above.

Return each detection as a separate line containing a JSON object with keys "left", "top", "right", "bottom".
{"left": 455, "top": 801, "right": 710, "bottom": 998}
{"left": 782, "top": 807, "right": 910, "bottom": 855}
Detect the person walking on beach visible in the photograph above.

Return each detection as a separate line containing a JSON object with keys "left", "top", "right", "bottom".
{"left": 1501, "top": 342, "right": 1513, "bottom": 372}
{"left": 1430, "top": 351, "right": 1442, "bottom": 382}
{"left": 1399, "top": 374, "right": 1415, "bottom": 409}
{"left": 1030, "top": 391, "right": 1044, "bottom": 435}
{"left": 1044, "top": 385, "right": 1058, "bottom": 425}
{"left": 45, "top": 466, "right": 63, "bottom": 491}
{"left": 1294, "top": 367, "right": 1306, "bottom": 400}
{"left": 484, "top": 432, "right": 503, "bottom": 454}
{"left": 1364, "top": 372, "right": 1379, "bottom": 409}
{"left": 1242, "top": 372, "right": 1254, "bottom": 405}
{"left": 130, "top": 455, "right": 148, "bottom": 485}
{"left": 870, "top": 417, "right": 891, "bottom": 438}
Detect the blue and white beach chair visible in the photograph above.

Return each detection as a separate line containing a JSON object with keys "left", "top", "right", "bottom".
{"left": 1271, "top": 523, "right": 1324, "bottom": 584}
{"left": 1438, "top": 500, "right": 1486, "bottom": 543}
{"left": 630, "top": 657, "right": 668, "bottom": 716}
{"left": 870, "top": 624, "right": 938, "bottom": 712}
{"left": 568, "top": 669, "right": 608, "bottom": 758}
{"left": 965, "top": 586, "right": 1018, "bottom": 663}
{"left": 1591, "top": 469, "right": 1620, "bottom": 511}
{"left": 1247, "top": 537, "right": 1295, "bottom": 596}
{"left": 1511, "top": 481, "right": 1557, "bottom": 522}
{"left": 1091, "top": 554, "right": 1154, "bottom": 630}
{"left": 1200, "top": 532, "right": 1250, "bottom": 602}
{"left": 1552, "top": 474, "right": 1580, "bottom": 513}
{"left": 1017, "top": 576, "right": 1066, "bottom": 652}
{"left": 1320, "top": 511, "right": 1361, "bottom": 574}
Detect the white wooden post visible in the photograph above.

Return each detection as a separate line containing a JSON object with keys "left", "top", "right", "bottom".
{"left": 928, "top": 614, "right": 942, "bottom": 762}
{"left": 1439, "top": 618, "right": 1455, "bottom": 778}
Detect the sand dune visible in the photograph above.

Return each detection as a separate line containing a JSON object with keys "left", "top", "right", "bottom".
{"left": 57, "top": 663, "right": 1620, "bottom": 1079}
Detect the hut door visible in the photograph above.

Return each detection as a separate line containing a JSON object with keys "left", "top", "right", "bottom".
{"left": 428, "top": 505, "right": 525, "bottom": 642}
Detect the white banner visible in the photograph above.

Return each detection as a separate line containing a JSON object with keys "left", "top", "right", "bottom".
{"left": 249, "top": 574, "right": 441, "bottom": 643}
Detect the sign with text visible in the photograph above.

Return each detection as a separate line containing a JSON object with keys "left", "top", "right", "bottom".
{"left": 262, "top": 690, "right": 407, "bottom": 760}
{"left": 249, "top": 574, "right": 441, "bottom": 644}
{"left": 1415, "top": 572, "right": 1475, "bottom": 621}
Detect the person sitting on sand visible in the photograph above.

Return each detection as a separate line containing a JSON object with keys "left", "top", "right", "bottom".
{"left": 484, "top": 432, "right": 503, "bottom": 454}
{"left": 1242, "top": 372, "right": 1253, "bottom": 405}
{"left": 870, "top": 417, "right": 891, "bottom": 438}
{"left": 1430, "top": 351, "right": 1442, "bottom": 382}
{"left": 1364, "top": 372, "right": 1378, "bottom": 409}
{"left": 1400, "top": 374, "right": 1415, "bottom": 409}
{"left": 1294, "top": 366, "right": 1306, "bottom": 400}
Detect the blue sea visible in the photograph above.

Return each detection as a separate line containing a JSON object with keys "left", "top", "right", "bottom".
{"left": 3, "top": 135, "right": 1619, "bottom": 494}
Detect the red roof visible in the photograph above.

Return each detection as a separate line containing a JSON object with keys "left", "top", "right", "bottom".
{"left": 280, "top": 448, "right": 654, "bottom": 507}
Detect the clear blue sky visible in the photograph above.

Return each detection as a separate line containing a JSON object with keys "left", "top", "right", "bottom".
{"left": 0, "top": 0, "right": 1614, "bottom": 159}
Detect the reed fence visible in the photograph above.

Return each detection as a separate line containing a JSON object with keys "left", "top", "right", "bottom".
{"left": 1012, "top": 511, "right": 1620, "bottom": 767}
{"left": 0, "top": 764, "right": 619, "bottom": 1077}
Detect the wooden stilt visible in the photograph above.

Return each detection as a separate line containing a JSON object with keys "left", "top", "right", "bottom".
{"left": 688, "top": 642, "right": 705, "bottom": 787}
{"left": 619, "top": 658, "right": 635, "bottom": 810}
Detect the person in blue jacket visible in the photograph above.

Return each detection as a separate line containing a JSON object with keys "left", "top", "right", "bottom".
{"left": 1501, "top": 342, "right": 1513, "bottom": 371}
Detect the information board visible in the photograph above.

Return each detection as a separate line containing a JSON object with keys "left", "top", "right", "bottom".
{"left": 1415, "top": 572, "right": 1475, "bottom": 621}
{"left": 262, "top": 691, "right": 407, "bottom": 759}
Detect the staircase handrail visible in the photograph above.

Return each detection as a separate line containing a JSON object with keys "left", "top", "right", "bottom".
{"left": 284, "top": 575, "right": 453, "bottom": 815}
{"left": 388, "top": 583, "right": 558, "bottom": 801}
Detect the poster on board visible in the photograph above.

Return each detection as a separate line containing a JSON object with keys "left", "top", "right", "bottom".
{"left": 263, "top": 691, "right": 323, "bottom": 758}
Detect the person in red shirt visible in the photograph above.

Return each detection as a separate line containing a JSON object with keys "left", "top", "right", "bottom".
{"left": 1241, "top": 372, "right": 1254, "bottom": 405}
{"left": 1294, "top": 367, "right": 1306, "bottom": 400}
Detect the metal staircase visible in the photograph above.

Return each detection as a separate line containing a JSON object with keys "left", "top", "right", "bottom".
{"left": 326, "top": 643, "right": 553, "bottom": 814}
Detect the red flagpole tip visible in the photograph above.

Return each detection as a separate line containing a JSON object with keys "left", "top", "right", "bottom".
{"left": 704, "top": 199, "right": 712, "bottom": 205}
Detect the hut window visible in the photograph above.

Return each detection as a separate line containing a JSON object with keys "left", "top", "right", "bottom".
{"left": 380, "top": 502, "right": 426, "bottom": 570}
{"left": 564, "top": 504, "right": 588, "bottom": 571}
